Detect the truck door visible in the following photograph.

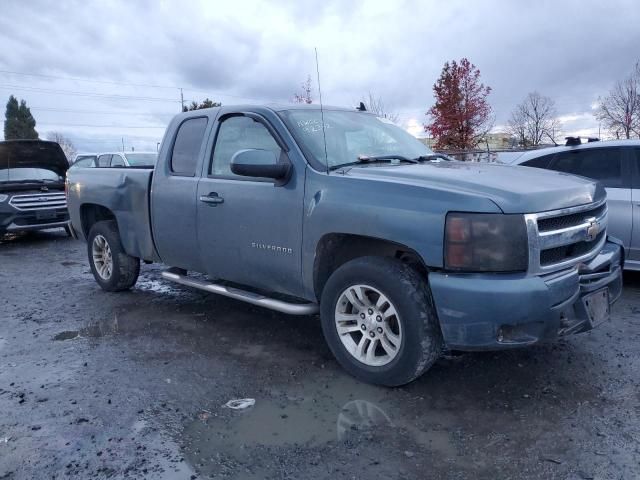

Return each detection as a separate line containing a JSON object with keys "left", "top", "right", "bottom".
{"left": 549, "top": 148, "right": 633, "bottom": 254}
{"left": 196, "top": 113, "right": 305, "bottom": 298}
{"left": 151, "top": 116, "right": 210, "bottom": 271}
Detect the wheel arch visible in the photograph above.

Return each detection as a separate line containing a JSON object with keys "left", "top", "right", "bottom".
{"left": 312, "top": 233, "right": 429, "bottom": 301}
{"left": 79, "top": 203, "right": 118, "bottom": 238}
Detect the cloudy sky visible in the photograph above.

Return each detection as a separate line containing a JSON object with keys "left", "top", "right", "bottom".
{"left": 1, "top": 0, "right": 639, "bottom": 152}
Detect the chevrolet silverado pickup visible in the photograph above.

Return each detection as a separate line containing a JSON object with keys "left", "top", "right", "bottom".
{"left": 66, "top": 105, "right": 623, "bottom": 386}
{"left": 1, "top": 140, "right": 70, "bottom": 235}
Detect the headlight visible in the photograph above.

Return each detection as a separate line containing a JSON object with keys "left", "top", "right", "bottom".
{"left": 444, "top": 213, "right": 528, "bottom": 272}
{"left": 0, "top": 194, "right": 8, "bottom": 202}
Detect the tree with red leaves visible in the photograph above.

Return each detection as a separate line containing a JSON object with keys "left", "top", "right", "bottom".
{"left": 425, "top": 58, "right": 492, "bottom": 149}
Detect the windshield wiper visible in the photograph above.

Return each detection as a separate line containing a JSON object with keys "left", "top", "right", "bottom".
{"left": 412, "top": 154, "right": 454, "bottom": 162}
{"left": 329, "top": 155, "right": 419, "bottom": 171}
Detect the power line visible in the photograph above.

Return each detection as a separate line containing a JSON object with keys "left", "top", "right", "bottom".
{"left": 0, "top": 84, "right": 181, "bottom": 103}
{"left": 31, "top": 106, "right": 174, "bottom": 116}
{"left": 0, "top": 69, "right": 284, "bottom": 103}
{"left": 0, "top": 69, "right": 178, "bottom": 89}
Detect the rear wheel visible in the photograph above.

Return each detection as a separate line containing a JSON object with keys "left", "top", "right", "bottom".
{"left": 320, "top": 256, "right": 442, "bottom": 386}
{"left": 87, "top": 220, "right": 140, "bottom": 292}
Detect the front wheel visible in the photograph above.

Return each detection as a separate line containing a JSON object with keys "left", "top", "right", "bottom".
{"left": 320, "top": 256, "right": 442, "bottom": 387}
{"left": 87, "top": 220, "right": 140, "bottom": 292}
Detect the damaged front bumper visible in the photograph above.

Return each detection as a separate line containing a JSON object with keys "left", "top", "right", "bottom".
{"left": 429, "top": 238, "right": 623, "bottom": 351}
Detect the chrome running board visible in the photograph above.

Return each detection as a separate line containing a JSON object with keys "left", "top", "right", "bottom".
{"left": 161, "top": 270, "right": 319, "bottom": 316}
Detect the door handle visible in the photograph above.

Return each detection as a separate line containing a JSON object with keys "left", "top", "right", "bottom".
{"left": 199, "top": 192, "right": 224, "bottom": 205}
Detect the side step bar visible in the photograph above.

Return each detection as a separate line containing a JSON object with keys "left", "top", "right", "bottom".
{"left": 161, "top": 270, "right": 319, "bottom": 316}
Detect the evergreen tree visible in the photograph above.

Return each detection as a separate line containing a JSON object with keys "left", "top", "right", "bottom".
{"left": 4, "top": 95, "right": 38, "bottom": 140}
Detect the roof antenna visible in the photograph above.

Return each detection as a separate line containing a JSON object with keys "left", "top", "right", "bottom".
{"left": 315, "top": 47, "right": 329, "bottom": 175}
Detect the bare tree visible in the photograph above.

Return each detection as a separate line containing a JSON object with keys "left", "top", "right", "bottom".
{"left": 361, "top": 92, "right": 399, "bottom": 123}
{"left": 46, "top": 132, "right": 76, "bottom": 162}
{"left": 596, "top": 62, "right": 640, "bottom": 139}
{"left": 507, "top": 92, "right": 560, "bottom": 146}
{"left": 293, "top": 75, "right": 313, "bottom": 104}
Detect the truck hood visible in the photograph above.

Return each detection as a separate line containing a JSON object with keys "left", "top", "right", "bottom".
{"left": 343, "top": 161, "right": 604, "bottom": 213}
{"left": 0, "top": 140, "right": 69, "bottom": 179}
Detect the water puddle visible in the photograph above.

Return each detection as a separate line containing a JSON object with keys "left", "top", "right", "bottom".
{"left": 181, "top": 374, "right": 457, "bottom": 477}
{"left": 53, "top": 315, "right": 120, "bottom": 341}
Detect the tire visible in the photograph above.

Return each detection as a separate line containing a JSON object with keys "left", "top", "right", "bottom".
{"left": 320, "top": 256, "right": 442, "bottom": 387}
{"left": 87, "top": 220, "right": 140, "bottom": 292}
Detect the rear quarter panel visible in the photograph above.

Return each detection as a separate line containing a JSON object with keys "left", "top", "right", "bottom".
{"left": 67, "top": 168, "right": 158, "bottom": 261}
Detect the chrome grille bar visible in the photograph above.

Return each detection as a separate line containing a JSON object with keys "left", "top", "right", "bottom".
{"left": 9, "top": 192, "right": 67, "bottom": 211}
{"left": 524, "top": 198, "right": 608, "bottom": 274}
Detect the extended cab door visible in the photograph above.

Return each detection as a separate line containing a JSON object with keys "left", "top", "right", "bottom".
{"left": 152, "top": 116, "right": 211, "bottom": 271}
{"left": 196, "top": 112, "right": 305, "bottom": 298}
{"left": 548, "top": 147, "right": 633, "bottom": 254}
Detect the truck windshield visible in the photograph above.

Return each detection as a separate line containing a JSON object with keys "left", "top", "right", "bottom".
{"left": 279, "top": 109, "right": 433, "bottom": 170}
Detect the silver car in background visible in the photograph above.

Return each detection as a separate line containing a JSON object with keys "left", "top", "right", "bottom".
{"left": 70, "top": 152, "right": 157, "bottom": 169}
{"left": 510, "top": 139, "right": 640, "bottom": 270}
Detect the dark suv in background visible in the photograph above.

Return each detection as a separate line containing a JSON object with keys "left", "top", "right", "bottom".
{"left": 0, "top": 140, "right": 70, "bottom": 236}
{"left": 510, "top": 139, "right": 640, "bottom": 270}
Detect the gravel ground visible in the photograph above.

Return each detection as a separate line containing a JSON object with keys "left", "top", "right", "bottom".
{"left": 1, "top": 230, "right": 639, "bottom": 480}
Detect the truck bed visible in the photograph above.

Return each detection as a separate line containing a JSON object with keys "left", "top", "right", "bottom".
{"left": 66, "top": 167, "right": 159, "bottom": 262}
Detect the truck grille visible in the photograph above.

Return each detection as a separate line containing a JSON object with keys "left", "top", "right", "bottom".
{"left": 9, "top": 192, "right": 67, "bottom": 211}
{"left": 525, "top": 199, "right": 608, "bottom": 274}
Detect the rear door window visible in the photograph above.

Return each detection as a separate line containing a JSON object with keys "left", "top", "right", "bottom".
{"left": 73, "top": 158, "right": 94, "bottom": 168}
{"left": 171, "top": 117, "right": 208, "bottom": 176}
{"left": 549, "top": 148, "right": 626, "bottom": 188}
{"left": 110, "top": 155, "right": 126, "bottom": 167}
{"left": 522, "top": 153, "right": 555, "bottom": 169}
{"left": 97, "top": 154, "right": 112, "bottom": 167}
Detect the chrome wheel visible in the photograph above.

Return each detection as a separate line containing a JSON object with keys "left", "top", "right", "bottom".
{"left": 334, "top": 284, "right": 402, "bottom": 367}
{"left": 92, "top": 234, "right": 113, "bottom": 280}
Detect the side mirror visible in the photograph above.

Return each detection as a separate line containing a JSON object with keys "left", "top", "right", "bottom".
{"left": 230, "top": 149, "right": 289, "bottom": 180}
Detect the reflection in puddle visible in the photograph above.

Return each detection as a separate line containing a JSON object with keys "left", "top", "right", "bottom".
{"left": 336, "top": 399, "right": 393, "bottom": 441}
{"left": 53, "top": 315, "right": 120, "bottom": 341}
{"left": 181, "top": 375, "right": 457, "bottom": 478}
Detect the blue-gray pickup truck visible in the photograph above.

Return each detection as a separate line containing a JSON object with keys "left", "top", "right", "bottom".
{"left": 66, "top": 105, "right": 623, "bottom": 386}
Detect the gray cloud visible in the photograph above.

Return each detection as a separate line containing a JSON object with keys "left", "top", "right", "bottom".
{"left": 1, "top": 0, "right": 639, "bottom": 150}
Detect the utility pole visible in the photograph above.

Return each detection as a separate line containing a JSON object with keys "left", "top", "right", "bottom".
{"left": 180, "top": 88, "right": 184, "bottom": 112}
{"left": 121, "top": 137, "right": 125, "bottom": 152}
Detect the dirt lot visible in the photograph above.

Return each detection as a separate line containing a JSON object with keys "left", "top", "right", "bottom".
{"left": 1, "top": 230, "right": 639, "bottom": 480}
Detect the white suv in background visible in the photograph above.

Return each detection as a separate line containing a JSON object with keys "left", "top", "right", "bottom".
{"left": 97, "top": 152, "right": 158, "bottom": 168}
{"left": 71, "top": 152, "right": 157, "bottom": 169}
{"left": 509, "top": 139, "right": 640, "bottom": 270}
